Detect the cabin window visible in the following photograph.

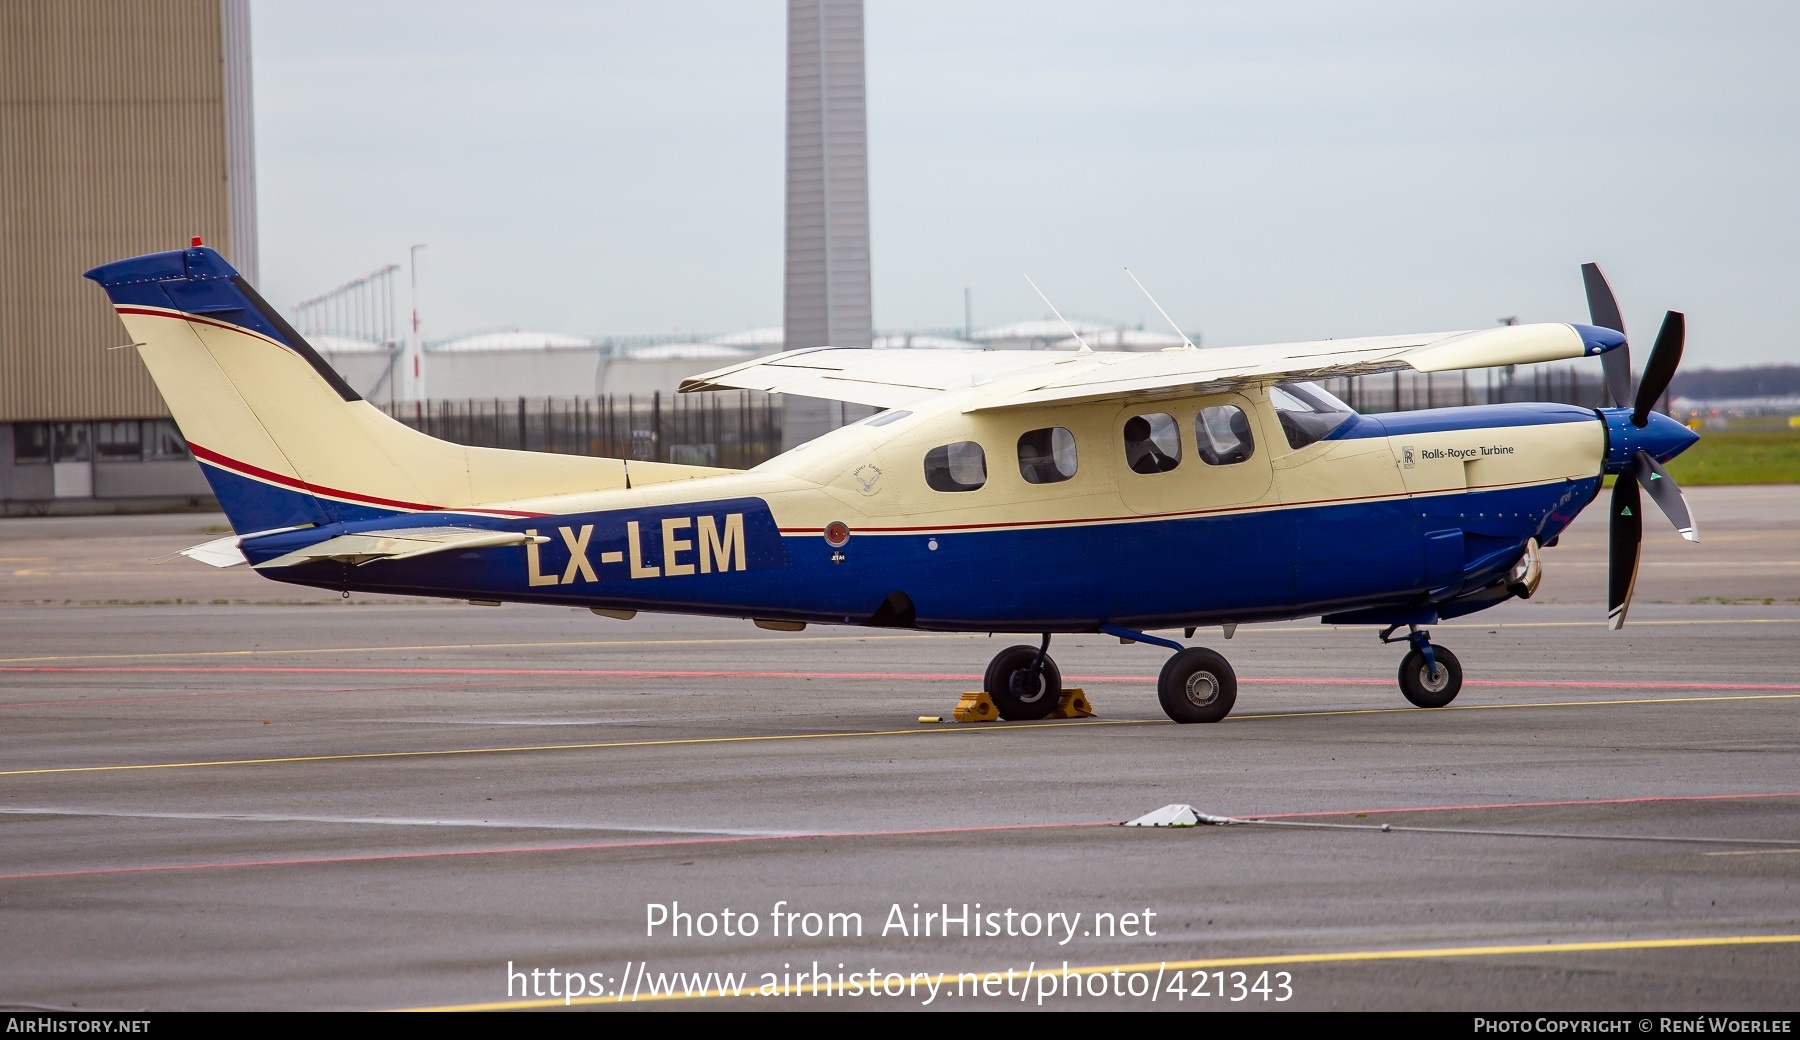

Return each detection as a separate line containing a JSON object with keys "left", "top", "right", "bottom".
{"left": 1196, "top": 405, "right": 1255, "bottom": 466}
{"left": 1269, "top": 381, "right": 1353, "bottom": 450}
{"left": 924, "top": 440, "right": 987, "bottom": 492}
{"left": 1017, "top": 427, "right": 1077, "bottom": 484}
{"left": 1123, "top": 413, "right": 1181, "bottom": 473}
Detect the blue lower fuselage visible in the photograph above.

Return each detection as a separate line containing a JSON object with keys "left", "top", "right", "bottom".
{"left": 224, "top": 403, "right": 1635, "bottom": 633}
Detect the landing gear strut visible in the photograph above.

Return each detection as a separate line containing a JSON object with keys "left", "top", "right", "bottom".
{"left": 1382, "top": 624, "right": 1463, "bottom": 708}
{"left": 984, "top": 634, "right": 1063, "bottom": 721}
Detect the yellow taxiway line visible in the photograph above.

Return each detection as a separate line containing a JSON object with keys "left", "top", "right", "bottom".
{"left": 1, "top": 692, "right": 1794, "bottom": 781}
{"left": 396, "top": 932, "right": 1800, "bottom": 1010}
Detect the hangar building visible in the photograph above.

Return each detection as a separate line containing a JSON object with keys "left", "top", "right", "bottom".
{"left": 1, "top": 0, "right": 256, "bottom": 514}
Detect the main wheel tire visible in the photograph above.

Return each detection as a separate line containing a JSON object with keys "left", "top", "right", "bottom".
{"left": 1398, "top": 644, "right": 1462, "bottom": 707}
{"left": 984, "top": 645, "right": 1063, "bottom": 721}
{"left": 1157, "top": 647, "right": 1237, "bottom": 723}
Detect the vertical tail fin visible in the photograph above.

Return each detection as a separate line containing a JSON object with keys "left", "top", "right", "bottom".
{"left": 86, "top": 245, "right": 641, "bottom": 534}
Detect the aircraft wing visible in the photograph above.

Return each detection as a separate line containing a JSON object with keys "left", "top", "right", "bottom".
{"left": 677, "top": 346, "right": 1073, "bottom": 408}
{"left": 678, "top": 323, "right": 1615, "bottom": 412}
{"left": 253, "top": 526, "right": 549, "bottom": 570}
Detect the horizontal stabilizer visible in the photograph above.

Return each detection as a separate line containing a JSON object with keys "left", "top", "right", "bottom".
{"left": 254, "top": 526, "right": 549, "bottom": 570}
{"left": 177, "top": 535, "right": 249, "bottom": 568}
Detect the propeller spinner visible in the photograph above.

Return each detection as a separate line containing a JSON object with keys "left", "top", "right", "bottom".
{"left": 1582, "top": 263, "right": 1700, "bottom": 630}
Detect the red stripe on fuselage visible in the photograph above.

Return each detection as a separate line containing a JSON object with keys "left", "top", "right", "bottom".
{"left": 188, "top": 442, "right": 543, "bottom": 518}
{"left": 775, "top": 474, "right": 1575, "bottom": 536}
{"left": 115, "top": 305, "right": 288, "bottom": 350}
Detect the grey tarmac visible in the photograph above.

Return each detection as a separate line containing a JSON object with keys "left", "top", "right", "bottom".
{"left": 0, "top": 485, "right": 1795, "bottom": 1010}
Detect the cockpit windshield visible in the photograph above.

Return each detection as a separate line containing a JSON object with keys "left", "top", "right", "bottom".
{"left": 1268, "top": 381, "right": 1355, "bottom": 450}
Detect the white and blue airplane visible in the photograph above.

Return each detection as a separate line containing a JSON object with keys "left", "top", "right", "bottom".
{"left": 87, "top": 245, "right": 1698, "bottom": 724}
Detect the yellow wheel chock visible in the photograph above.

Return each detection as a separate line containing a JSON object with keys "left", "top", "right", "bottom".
{"left": 946, "top": 688, "right": 1094, "bottom": 723}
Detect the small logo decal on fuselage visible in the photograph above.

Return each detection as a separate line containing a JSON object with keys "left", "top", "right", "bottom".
{"left": 853, "top": 464, "right": 882, "bottom": 495}
{"left": 1418, "top": 444, "right": 1516, "bottom": 461}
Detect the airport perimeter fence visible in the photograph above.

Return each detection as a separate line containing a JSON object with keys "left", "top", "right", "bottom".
{"left": 1323, "top": 366, "right": 1611, "bottom": 414}
{"left": 382, "top": 367, "right": 1615, "bottom": 465}
{"left": 381, "top": 391, "right": 784, "bottom": 469}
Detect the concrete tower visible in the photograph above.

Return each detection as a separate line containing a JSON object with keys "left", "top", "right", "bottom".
{"left": 782, "top": 0, "right": 873, "bottom": 448}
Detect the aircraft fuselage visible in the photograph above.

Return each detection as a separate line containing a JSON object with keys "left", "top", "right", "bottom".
{"left": 233, "top": 389, "right": 1691, "bottom": 633}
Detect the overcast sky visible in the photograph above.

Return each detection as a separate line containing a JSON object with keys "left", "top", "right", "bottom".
{"left": 252, "top": 1, "right": 1798, "bottom": 367}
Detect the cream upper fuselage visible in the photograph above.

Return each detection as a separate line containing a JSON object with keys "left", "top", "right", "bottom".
{"left": 294, "top": 373, "right": 1608, "bottom": 632}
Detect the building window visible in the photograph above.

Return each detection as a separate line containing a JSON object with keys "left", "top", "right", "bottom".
{"left": 1123, "top": 413, "right": 1181, "bottom": 474}
{"left": 924, "top": 441, "right": 987, "bottom": 492}
{"left": 145, "top": 420, "right": 192, "bottom": 461}
{"left": 1196, "top": 405, "right": 1255, "bottom": 466}
{"left": 50, "top": 422, "right": 91, "bottom": 463}
{"left": 1017, "top": 427, "right": 1077, "bottom": 484}
{"left": 95, "top": 420, "right": 144, "bottom": 461}
{"left": 13, "top": 423, "right": 49, "bottom": 464}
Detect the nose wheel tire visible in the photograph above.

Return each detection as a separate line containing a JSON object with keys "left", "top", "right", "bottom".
{"left": 1398, "top": 644, "right": 1462, "bottom": 707}
{"left": 984, "top": 645, "right": 1063, "bottom": 721}
{"left": 1157, "top": 647, "right": 1238, "bottom": 723}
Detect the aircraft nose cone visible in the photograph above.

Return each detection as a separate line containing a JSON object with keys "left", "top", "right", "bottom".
{"left": 1638, "top": 410, "right": 1700, "bottom": 463}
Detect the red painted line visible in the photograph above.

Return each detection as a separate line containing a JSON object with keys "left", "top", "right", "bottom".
{"left": 12, "top": 790, "right": 1800, "bottom": 883}
{"left": 3, "top": 665, "right": 1799, "bottom": 694}
{"left": 0, "top": 665, "right": 989, "bottom": 680}
{"left": 1244, "top": 791, "right": 1800, "bottom": 820}
{"left": 0, "top": 819, "right": 1116, "bottom": 883}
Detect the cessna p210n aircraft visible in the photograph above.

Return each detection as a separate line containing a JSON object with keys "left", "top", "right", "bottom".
{"left": 87, "top": 245, "right": 1700, "bottom": 724}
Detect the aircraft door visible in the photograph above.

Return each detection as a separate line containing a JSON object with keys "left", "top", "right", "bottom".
{"left": 1111, "top": 395, "right": 1286, "bottom": 621}
{"left": 1116, "top": 395, "right": 1273, "bottom": 516}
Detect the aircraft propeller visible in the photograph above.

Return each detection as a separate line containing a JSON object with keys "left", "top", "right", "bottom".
{"left": 1580, "top": 263, "right": 1699, "bottom": 630}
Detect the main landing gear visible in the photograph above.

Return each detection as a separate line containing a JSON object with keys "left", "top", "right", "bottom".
{"left": 984, "top": 634, "right": 1064, "bottom": 721}
{"left": 1156, "top": 647, "right": 1237, "bottom": 724}
{"left": 983, "top": 621, "right": 1462, "bottom": 725}
{"left": 1381, "top": 624, "right": 1463, "bottom": 708}
{"left": 984, "top": 632, "right": 1240, "bottom": 724}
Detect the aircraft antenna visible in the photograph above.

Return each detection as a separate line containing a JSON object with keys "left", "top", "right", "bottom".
{"left": 1123, "top": 266, "right": 1197, "bottom": 350}
{"left": 1022, "top": 273, "right": 1092, "bottom": 353}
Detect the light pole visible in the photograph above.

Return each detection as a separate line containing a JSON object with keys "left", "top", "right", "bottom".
{"left": 406, "top": 243, "right": 427, "bottom": 410}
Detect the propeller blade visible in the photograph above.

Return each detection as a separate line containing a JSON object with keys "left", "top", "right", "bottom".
{"left": 1632, "top": 311, "right": 1685, "bottom": 426}
{"left": 1631, "top": 450, "right": 1698, "bottom": 542}
{"left": 1582, "top": 262, "right": 1633, "bottom": 407}
{"left": 1607, "top": 472, "right": 1642, "bottom": 631}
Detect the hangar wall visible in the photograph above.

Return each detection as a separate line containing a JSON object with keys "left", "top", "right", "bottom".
{"left": 0, "top": 0, "right": 253, "bottom": 512}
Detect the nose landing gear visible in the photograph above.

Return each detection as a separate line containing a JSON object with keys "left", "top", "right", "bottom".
{"left": 1382, "top": 624, "right": 1463, "bottom": 708}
